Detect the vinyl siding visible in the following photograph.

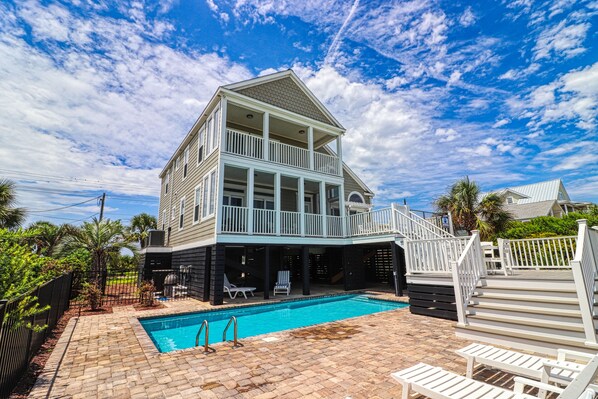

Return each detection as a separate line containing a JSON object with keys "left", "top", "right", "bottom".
{"left": 344, "top": 168, "right": 371, "bottom": 205}
{"left": 158, "top": 132, "right": 220, "bottom": 248}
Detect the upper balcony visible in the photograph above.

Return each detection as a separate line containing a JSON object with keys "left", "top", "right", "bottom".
{"left": 222, "top": 102, "right": 343, "bottom": 177}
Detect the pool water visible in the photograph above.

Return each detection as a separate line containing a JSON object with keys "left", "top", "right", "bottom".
{"left": 140, "top": 295, "right": 408, "bottom": 353}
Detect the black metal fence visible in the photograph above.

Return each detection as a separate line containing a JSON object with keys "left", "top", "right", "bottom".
{"left": 0, "top": 273, "right": 72, "bottom": 398}
{"left": 70, "top": 267, "right": 190, "bottom": 308}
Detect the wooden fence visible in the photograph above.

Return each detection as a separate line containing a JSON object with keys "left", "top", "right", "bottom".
{"left": 0, "top": 273, "right": 72, "bottom": 398}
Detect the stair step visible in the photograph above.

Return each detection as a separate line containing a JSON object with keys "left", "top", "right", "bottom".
{"left": 467, "top": 313, "right": 585, "bottom": 333}
{"left": 472, "top": 292, "right": 579, "bottom": 305}
{"left": 480, "top": 284, "right": 576, "bottom": 293}
{"left": 459, "top": 323, "right": 587, "bottom": 348}
{"left": 471, "top": 302, "right": 582, "bottom": 318}
{"left": 483, "top": 279, "right": 576, "bottom": 291}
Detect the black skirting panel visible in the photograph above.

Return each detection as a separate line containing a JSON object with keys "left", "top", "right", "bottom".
{"left": 407, "top": 284, "right": 458, "bottom": 321}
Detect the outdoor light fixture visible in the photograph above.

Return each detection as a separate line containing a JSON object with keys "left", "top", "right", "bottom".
{"left": 246, "top": 114, "right": 254, "bottom": 119}
{"left": 298, "top": 129, "right": 305, "bottom": 134}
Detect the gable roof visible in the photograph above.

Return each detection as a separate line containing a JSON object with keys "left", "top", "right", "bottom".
{"left": 493, "top": 188, "right": 530, "bottom": 199}
{"left": 224, "top": 70, "right": 344, "bottom": 129}
{"left": 508, "top": 179, "right": 568, "bottom": 204}
{"left": 504, "top": 200, "right": 559, "bottom": 220}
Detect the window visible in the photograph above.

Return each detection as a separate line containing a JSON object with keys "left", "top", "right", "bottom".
{"left": 202, "top": 169, "right": 218, "bottom": 219}
{"left": 164, "top": 171, "right": 170, "bottom": 194}
{"left": 223, "top": 195, "right": 243, "bottom": 207}
{"left": 183, "top": 146, "right": 189, "bottom": 179}
{"left": 506, "top": 197, "right": 514, "bottom": 204}
{"left": 212, "top": 108, "right": 219, "bottom": 150}
{"left": 171, "top": 205, "right": 176, "bottom": 220}
{"left": 162, "top": 209, "right": 167, "bottom": 230}
{"left": 205, "top": 118, "right": 213, "bottom": 155}
{"left": 193, "top": 184, "right": 202, "bottom": 223}
{"left": 175, "top": 156, "right": 179, "bottom": 170}
{"left": 348, "top": 192, "right": 365, "bottom": 203}
{"left": 179, "top": 197, "right": 185, "bottom": 230}
{"left": 197, "top": 127, "right": 205, "bottom": 164}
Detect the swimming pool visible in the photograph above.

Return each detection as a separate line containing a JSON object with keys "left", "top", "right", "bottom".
{"left": 140, "top": 295, "right": 408, "bottom": 353}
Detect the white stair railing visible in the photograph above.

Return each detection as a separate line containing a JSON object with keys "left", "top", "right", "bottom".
{"left": 406, "top": 209, "right": 454, "bottom": 238}
{"left": 405, "top": 236, "right": 471, "bottom": 274}
{"left": 451, "top": 231, "right": 486, "bottom": 326}
{"left": 501, "top": 236, "right": 577, "bottom": 270}
{"left": 571, "top": 220, "right": 598, "bottom": 346}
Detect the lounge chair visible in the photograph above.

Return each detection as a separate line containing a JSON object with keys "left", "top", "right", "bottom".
{"left": 457, "top": 343, "right": 592, "bottom": 386}
{"left": 273, "top": 270, "right": 291, "bottom": 296}
{"left": 223, "top": 274, "right": 255, "bottom": 299}
{"left": 391, "top": 354, "right": 598, "bottom": 399}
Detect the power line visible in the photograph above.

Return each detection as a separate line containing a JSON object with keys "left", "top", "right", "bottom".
{"left": 30, "top": 213, "right": 99, "bottom": 223}
{"left": 27, "top": 196, "right": 101, "bottom": 213}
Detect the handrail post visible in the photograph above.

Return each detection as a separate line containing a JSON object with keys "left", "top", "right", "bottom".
{"left": 450, "top": 260, "right": 467, "bottom": 327}
{"left": 223, "top": 316, "right": 242, "bottom": 348}
{"left": 391, "top": 203, "right": 398, "bottom": 233}
{"left": 195, "top": 320, "right": 212, "bottom": 354}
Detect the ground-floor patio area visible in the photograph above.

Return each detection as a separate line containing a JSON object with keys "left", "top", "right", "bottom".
{"left": 28, "top": 293, "right": 528, "bottom": 399}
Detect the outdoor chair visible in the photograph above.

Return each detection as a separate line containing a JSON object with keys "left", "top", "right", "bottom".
{"left": 391, "top": 354, "right": 598, "bottom": 399}
{"left": 223, "top": 274, "right": 256, "bottom": 299}
{"left": 457, "top": 343, "right": 594, "bottom": 390}
{"left": 273, "top": 270, "right": 291, "bottom": 296}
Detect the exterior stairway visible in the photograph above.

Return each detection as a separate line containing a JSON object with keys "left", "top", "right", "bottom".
{"left": 455, "top": 277, "right": 598, "bottom": 355}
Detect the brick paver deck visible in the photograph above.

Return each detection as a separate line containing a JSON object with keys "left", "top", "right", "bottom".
{"left": 29, "top": 293, "right": 492, "bottom": 398}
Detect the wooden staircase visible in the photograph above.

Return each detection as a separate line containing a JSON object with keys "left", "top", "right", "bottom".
{"left": 455, "top": 277, "right": 598, "bottom": 356}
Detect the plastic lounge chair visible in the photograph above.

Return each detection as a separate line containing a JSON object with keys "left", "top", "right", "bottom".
{"left": 273, "top": 270, "right": 291, "bottom": 296}
{"left": 391, "top": 354, "right": 598, "bottom": 399}
{"left": 457, "top": 343, "right": 592, "bottom": 387}
{"left": 223, "top": 274, "right": 255, "bottom": 299}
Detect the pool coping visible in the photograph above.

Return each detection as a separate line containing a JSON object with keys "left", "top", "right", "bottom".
{"left": 130, "top": 291, "right": 410, "bottom": 359}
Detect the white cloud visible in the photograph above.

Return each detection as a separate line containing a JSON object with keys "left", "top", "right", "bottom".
{"left": 492, "top": 118, "right": 510, "bottom": 128}
{"left": 435, "top": 128, "right": 459, "bottom": 142}
{"left": 533, "top": 20, "right": 590, "bottom": 60}
{"left": 553, "top": 153, "right": 598, "bottom": 171}
{"left": 459, "top": 6, "right": 476, "bottom": 27}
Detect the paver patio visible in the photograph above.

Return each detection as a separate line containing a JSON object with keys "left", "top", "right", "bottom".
{"left": 28, "top": 293, "right": 522, "bottom": 398}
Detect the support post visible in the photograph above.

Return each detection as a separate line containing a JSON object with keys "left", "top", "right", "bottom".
{"left": 274, "top": 173, "right": 281, "bottom": 236}
{"left": 319, "top": 181, "right": 327, "bottom": 237}
{"left": 299, "top": 177, "right": 305, "bottom": 237}
{"left": 391, "top": 203, "right": 398, "bottom": 233}
{"left": 302, "top": 246, "right": 310, "bottom": 295}
{"left": 390, "top": 243, "right": 402, "bottom": 296}
{"left": 247, "top": 168, "right": 254, "bottom": 235}
{"left": 307, "top": 126, "right": 314, "bottom": 170}
{"left": 220, "top": 96, "right": 227, "bottom": 151}
{"left": 336, "top": 135, "right": 343, "bottom": 176}
{"left": 264, "top": 246, "right": 270, "bottom": 300}
{"left": 215, "top": 160, "right": 224, "bottom": 234}
{"left": 339, "top": 183, "right": 347, "bottom": 237}
{"left": 451, "top": 260, "right": 467, "bottom": 327}
{"left": 263, "top": 111, "right": 269, "bottom": 161}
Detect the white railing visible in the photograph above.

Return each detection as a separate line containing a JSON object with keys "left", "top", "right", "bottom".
{"left": 327, "top": 215, "right": 344, "bottom": 237}
{"left": 225, "top": 129, "right": 263, "bottom": 159}
{"left": 571, "top": 220, "right": 598, "bottom": 345}
{"left": 347, "top": 208, "right": 393, "bottom": 236}
{"left": 280, "top": 211, "right": 301, "bottom": 236}
{"left": 221, "top": 205, "right": 248, "bottom": 234}
{"left": 394, "top": 209, "right": 445, "bottom": 240}
{"left": 314, "top": 152, "right": 340, "bottom": 176}
{"left": 253, "top": 209, "right": 276, "bottom": 235}
{"left": 501, "top": 236, "right": 577, "bottom": 270}
{"left": 451, "top": 231, "right": 486, "bottom": 326}
{"left": 270, "top": 141, "right": 309, "bottom": 169}
{"left": 405, "top": 236, "right": 472, "bottom": 274}
{"left": 304, "top": 213, "right": 323, "bottom": 237}
{"left": 406, "top": 209, "right": 454, "bottom": 238}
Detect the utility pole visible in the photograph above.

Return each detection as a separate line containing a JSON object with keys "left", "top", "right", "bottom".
{"left": 99, "top": 193, "right": 106, "bottom": 221}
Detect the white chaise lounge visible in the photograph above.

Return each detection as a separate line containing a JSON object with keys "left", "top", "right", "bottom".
{"left": 457, "top": 343, "right": 592, "bottom": 386}
{"left": 391, "top": 354, "right": 598, "bottom": 399}
{"left": 223, "top": 274, "right": 256, "bottom": 299}
{"left": 273, "top": 270, "right": 291, "bottom": 296}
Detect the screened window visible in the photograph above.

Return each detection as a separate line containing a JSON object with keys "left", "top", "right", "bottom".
{"left": 201, "top": 169, "right": 218, "bottom": 219}
{"left": 506, "top": 197, "right": 514, "bottom": 204}
{"left": 183, "top": 146, "right": 189, "bottom": 179}
{"left": 197, "top": 128, "right": 205, "bottom": 164}
{"left": 179, "top": 198, "right": 185, "bottom": 230}
{"left": 205, "top": 118, "right": 213, "bottom": 155}
{"left": 175, "top": 156, "right": 180, "bottom": 170}
{"left": 171, "top": 205, "right": 176, "bottom": 220}
{"left": 193, "top": 184, "right": 202, "bottom": 223}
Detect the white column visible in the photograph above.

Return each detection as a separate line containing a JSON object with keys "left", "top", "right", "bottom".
{"left": 391, "top": 202, "right": 398, "bottom": 233}
{"left": 275, "top": 172, "right": 281, "bottom": 236}
{"left": 299, "top": 177, "right": 305, "bottom": 237}
{"left": 307, "top": 126, "right": 314, "bottom": 170}
{"left": 263, "top": 111, "right": 269, "bottom": 161}
{"left": 336, "top": 135, "right": 343, "bottom": 176}
{"left": 339, "top": 183, "right": 347, "bottom": 237}
{"left": 320, "top": 181, "right": 327, "bottom": 238}
{"left": 220, "top": 97, "right": 227, "bottom": 151}
{"left": 215, "top": 161, "right": 225, "bottom": 234}
{"left": 247, "top": 167, "right": 254, "bottom": 235}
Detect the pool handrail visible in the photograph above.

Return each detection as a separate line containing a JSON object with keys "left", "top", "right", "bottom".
{"left": 195, "top": 320, "right": 212, "bottom": 354}
{"left": 222, "top": 316, "right": 242, "bottom": 348}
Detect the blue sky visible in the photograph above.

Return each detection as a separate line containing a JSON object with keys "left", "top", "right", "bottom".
{"left": 0, "top": 0, "right": 596, "bottom": 225}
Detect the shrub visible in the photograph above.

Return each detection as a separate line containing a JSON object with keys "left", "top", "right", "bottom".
{"left": 80, "top": 282, "right": 102, "bottom": 310}
{"left": 138, "top": 281, "right": 156, "bottom": 307}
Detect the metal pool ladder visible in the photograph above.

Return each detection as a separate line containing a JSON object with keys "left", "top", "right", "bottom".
{"left": 223, "top": 316, "right": 243, "bottom": 348}
{"left": 195, "top": 320, "right": 213, "bottom": 354}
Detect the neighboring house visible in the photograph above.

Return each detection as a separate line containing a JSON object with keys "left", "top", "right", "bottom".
{"left": 488, "top": 179, "right": 593, "bottom": 222}
{"left": 142, "top": 69, "right": 414, "bottom": 306}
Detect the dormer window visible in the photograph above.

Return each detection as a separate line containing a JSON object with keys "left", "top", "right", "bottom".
{"left": 506, "top": 197, "right": 514, "bottom": 204}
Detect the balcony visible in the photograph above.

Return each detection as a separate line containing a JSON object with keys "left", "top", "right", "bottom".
{"left": 224, "top": 129, "right": 341, "bottom": 176}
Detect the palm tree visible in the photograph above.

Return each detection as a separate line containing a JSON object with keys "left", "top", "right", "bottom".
{"left": 59, "top": 218, "right": 136, "bottom": 283}
{"left": 129, "top": 213, "right": 157, "bottom": 248}
{"left": 27, "top": 221, "right": 73, "bottom": 257}
{"left": 435, "top": 177, "right": 512, "bottom": 239}
{"left": 0, "top": 179, "right": 26, "bottom": 229}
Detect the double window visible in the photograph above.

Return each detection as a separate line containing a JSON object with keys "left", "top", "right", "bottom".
{"left": 179, "top": 197, "right": 185, "bottom": 230}
{"left": 202, "top": 169, "right": 218, "bottom": 219}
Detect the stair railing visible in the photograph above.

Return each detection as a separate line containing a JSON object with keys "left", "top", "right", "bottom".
{"left": 450, "top": 230, "right": 486, "bottom": 326}
{"left": 571, "top": 220, "right": 598, "bottom": 346}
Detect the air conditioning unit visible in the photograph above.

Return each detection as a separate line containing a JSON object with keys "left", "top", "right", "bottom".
{"left": 147, "top": 230, "right": 165, "bottom": 247}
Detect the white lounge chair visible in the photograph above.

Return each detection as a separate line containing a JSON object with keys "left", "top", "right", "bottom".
{"left": 223, "top": 274, "right": 255, "bottom": 299}
{"left": 391, "top": 354, "right": 598, "bottom": 399}
{"left": 273, "top": 270, "right": 291, "bottom": 296}
{"left": 457, "top": 343, "right": 592, "bottom": 387}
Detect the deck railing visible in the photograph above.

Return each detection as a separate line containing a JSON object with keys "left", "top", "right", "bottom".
{"left": 451, "top": 231, "right": 486, "bottom": 326}
{"left": 405, "top": 236, "right": 471, "bottom": 274}
{"left": 254, "top": 209, "right": 276, "bottom": 235}
{"left": 314, "top": 152, "right": 340, "bottom": 175}
{"left": 346, "top": 208, "right": 393, "bottom": 236}
{"left": 280, "top": 211, "right": 301, "bottom": 236}
{"left": 327, "top": 215, "right": 344, "bottom": 237}
{"left": 304, "top": 213, "right": 323, "bottom": 237}
{"left": 269, "top": 141, "right": 310, "bottom": 169}
{"left": 225, "top": 129, "right": 263, "bottom": 159}
{"left": 571, "top": 220, "right": 598, "bottom": 345}
{"left": 501, "top": 236, "right": 577, "bottom": 270}
{"left": 221, "top": 205, "right": 248, "bottom": 234}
